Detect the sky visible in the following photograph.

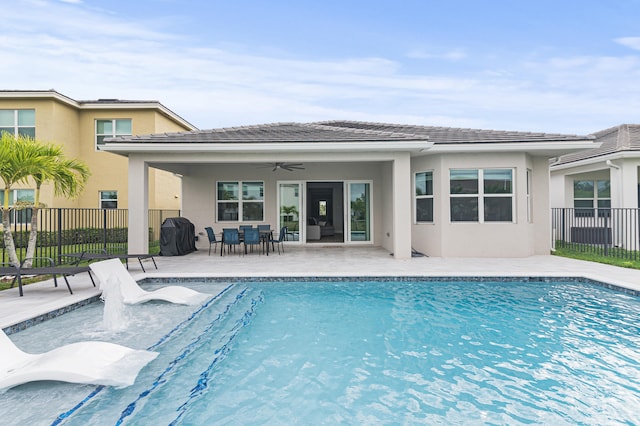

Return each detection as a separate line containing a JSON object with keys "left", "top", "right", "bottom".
{"left": 2, "top": 0, "right": 640, "bottom": 134}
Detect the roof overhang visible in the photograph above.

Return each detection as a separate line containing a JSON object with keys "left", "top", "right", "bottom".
{"left": 0, "top": 90, "right": 196, "bottom": 130}
{"left": 550, "top": 150, "right": 640, "bottom": 171}
{"left": 427, "top": 140, "right": 601, "bottom": 157}
{"left": 100, "top": 140, "right": 434, "bottom": 156}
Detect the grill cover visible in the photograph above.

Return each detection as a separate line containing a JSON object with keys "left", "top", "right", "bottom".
{"left": 159, "top": 217, "right": 197, "bottom": 256}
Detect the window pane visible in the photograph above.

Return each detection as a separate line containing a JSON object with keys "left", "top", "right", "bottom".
{"left": 574, "top": 199, "right": 593, "bottom": 209}
{"left": 450, "top": 197, "right": 478, "bottom": 221}
{"left": 242, "top": 182, "right": 263, "bottom": 201}
{"left": 100, "top": 191, "right": 117, "bottom": 200}
{"left": 450, "top": 170, "right": 478, "bottom": 194}
{"left": 484, "top": 197, "right": 513, "bottom": 221}
{"left": 96, "top": 120, "right": 112, "bottom": 134}
{"left": 597, "top": 180, "right": 610, "bottom": 198}
{"left": 243, "top": 202, "right": 264, "bottom": 221}
{"left": 573, "top": 180, "right": 594, "bottom": 198}
{"left": 0, "top": 128, "right": 13, "bottom": 136}
{"left": 100, "top": 191, "right": 117, "bottom": 208}
{"left": 218, "top": 182, "right": 238, "bottom": 200}
{"left": 17, "top": 109, "right": 35, "bottom": 126}
{"left": 115, "top": 119, "right": 132, "bottom": 135}
{"left": 484, "top": 169, "right": 512, "bottom": 194}
{"left": 416, "top": 198, "right": 433, "bottom": 222}
{"left": 15, "top": 189, "right": 34, "bottom": 203}
{"left": 0, "top": 110, "right": 14, "bottom": 126}
{"left": 415, "top": 172, "right": 433, "bottom": 196}
{"left": 218, "top": 202, "right": 239, "bottom": 221}
{"left": 597, "top": 199, "right": 611, "bottom": 208}
{"left": 18, "top": 128, "right": 35, "bottom": 138}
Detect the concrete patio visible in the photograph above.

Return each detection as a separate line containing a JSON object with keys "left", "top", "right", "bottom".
{"left": 2, "top": 246, "right": 640, "bottom": 331}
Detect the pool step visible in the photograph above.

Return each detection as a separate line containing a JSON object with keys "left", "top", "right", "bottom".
{"left": 114, "top": 285, "right": 265, "bottom": 424}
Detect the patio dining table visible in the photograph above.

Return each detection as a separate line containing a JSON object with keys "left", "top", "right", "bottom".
{"left": 220, "top": 228, "right": 273, "bottom": 256}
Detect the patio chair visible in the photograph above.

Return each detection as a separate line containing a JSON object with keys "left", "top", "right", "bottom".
{"left": 269, "top": 226, "right": 287, "bottom": 255}
{"left": 64, "top": 250, "right": 157, "bottom": 273}
{"left": 3, "top": 257, "right": 95, "bottom": 297}
{"left": 239, "top": 225, "right": 254, "bottom": 235}
{"left": 257, "top": 224, "right": 271, "bottom": 232}
{"left": 204, "top": 226, "right": 218, "bottom": 255}
{"left": 243, "top": 228, "right": 262, "bottom": 255}
{"left": 0, "top": 329, "right": 158, "bottom": 391}
{"left": 221, "top": 228, "right": 242, "bottom": 256}
{"left": 89, "top": 258, "right": 209, "bottom": 305}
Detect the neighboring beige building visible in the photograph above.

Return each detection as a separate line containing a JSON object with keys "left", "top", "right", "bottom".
{"left": 0, "top": 90, "right": 196, "bottom": 210}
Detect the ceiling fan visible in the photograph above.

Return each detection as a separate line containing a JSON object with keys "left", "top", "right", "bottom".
{"left": 259, "top": 162, "right": 305, "bottom": 172}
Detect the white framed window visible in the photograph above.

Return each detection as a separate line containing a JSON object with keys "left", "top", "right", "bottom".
{"left": 573, "top": 180, "right": 610, "bottom": 217}
{"left": 415, "top": 171, "right": 434, "bottom": 223}
{"left": 217, "top": 181, "right": 264, "bottom": 222}
{"left": 100, "top": 191, "right": 118, "bottom": 209}
{"left": 0, "top": 189, "right": 35, "bottom": 224}
{"left": 0, "top": 109, "right": 35, "bottom": 138}
{"left": 96, "top": 119, "right": 132, "bottom": 147}
{"left": 450, "top": 168, "right": 514, "bottom": 223}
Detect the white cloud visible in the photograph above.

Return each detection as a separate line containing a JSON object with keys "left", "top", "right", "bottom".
{"left": 615, "top": 37, "right": 640, "bottom": 51}
{"left": 3, "top": 0, "right": 640, "bottom": 134}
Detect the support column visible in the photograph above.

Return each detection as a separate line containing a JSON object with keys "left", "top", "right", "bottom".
{"left": 618, "top": 159, "right": 638, "bottom": 208}
{"left": 128, "top": 156, "right": 149, "bottom": 254}
{"left": 618, "top": 159, "right": 639, "bottom": 249}
{"left": 392, "top": 153, "right": 412, "bottom": 259}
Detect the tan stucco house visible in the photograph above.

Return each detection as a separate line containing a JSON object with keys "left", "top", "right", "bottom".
{"left": 0, "top": 90, "right": 195, "bottom": 210}
{"left": 100, "top": 121, "right": 598, "bottom": 259}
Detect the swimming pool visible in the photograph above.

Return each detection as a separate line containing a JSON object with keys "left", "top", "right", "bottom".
{"left": 2, "top": 278, "right": 639, "bottom": 425}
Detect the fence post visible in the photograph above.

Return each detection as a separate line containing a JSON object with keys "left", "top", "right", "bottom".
{"left": 57, "top": 208, "right": 63, "bottom": 264}
{"left": 603, "top": 213, "right": 609, "bottom": 256}
{"left": 102, "top": 208, "right": 108, "bottom": 252}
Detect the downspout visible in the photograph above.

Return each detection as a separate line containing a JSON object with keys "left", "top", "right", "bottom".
{"left": 606, "top": 160, "right": 621, "bottom": 206}
{"left": 606, "top": 160, "right": 622, "bottom": 247}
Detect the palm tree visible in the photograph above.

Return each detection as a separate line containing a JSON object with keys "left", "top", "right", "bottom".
{"left": 23, "top": 144, "right": 90, "bottom": 266}
{"left": 0, "top": 133, "right": 90, "bottom": 266}
{"left": 1, "top": 133, "right": 45, "bottom": 265}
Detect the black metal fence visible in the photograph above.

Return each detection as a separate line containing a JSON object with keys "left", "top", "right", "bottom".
{"left": 0, "top": 208, "right": 180, "bottom": 264}
{"left": 551, "top": 208, "right": 640, "bottom": 261}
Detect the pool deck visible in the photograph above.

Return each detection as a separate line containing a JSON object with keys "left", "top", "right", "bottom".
{"left": 2, "top": 246, "right": 640, "bottom": 331}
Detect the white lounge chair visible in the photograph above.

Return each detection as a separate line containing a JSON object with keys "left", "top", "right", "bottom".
{"left": 89, "top": 258, "right": 209, "bottom": 305}
{"left": 0, "top": 330, "right": 157, "bottom": 391}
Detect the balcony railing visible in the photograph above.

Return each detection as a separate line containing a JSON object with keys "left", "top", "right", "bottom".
{"left": 0, "top": 208, "right": 180, "bottom": 264}
{"left": 551, "top": 207, "right": 640, "bottom": 261}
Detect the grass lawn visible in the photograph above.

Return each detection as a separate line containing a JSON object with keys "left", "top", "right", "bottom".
{"left": 553, "top": 245, "right": 640, "bottom": 270}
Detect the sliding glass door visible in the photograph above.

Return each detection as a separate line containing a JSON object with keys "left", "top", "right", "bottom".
{"left": 347, "top": 181, "right": 371, "bottom": 242}
{"left": 278, "top": 181, "right": 302, "bottom": 243}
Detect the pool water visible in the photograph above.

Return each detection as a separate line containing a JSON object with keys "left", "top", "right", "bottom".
{"left": 2, "top": 279, "right": 639, "bottom": 425}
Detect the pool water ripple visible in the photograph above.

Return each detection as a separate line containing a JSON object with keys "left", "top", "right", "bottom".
{"left": 1, "top": 279, "right": 639, "bottom": 425}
